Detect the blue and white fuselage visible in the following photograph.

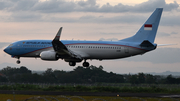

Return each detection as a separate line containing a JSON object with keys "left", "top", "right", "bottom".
{"left": 5, "top": 40, "right": 156, "bottom": 59}
{"left": 4, "top": 8, "right": 163, "bottom": 67}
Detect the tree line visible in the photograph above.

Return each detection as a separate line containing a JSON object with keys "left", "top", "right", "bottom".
{"left": 0, "top": 66, "right": 179, "bottom": 84}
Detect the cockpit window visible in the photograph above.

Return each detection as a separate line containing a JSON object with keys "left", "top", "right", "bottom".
{"left": 8, "top": 44, "right": 13, "bottom": 47}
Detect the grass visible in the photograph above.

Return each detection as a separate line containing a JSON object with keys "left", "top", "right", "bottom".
{"left": 1, "top": 84, "right": 180, "bottom": 93}
{"left": 1, "top": 94, "right": 180, "bottom": 101}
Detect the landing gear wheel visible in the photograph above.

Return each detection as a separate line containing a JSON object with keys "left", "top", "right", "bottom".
{"left": 83, "top": 62, "right": 89, "bottom": 67}
{"left": 69, "top": 62, "right": 76, "bottom": 66}
{"left": 16, "top": 60, "right": 20, "bottom": 64}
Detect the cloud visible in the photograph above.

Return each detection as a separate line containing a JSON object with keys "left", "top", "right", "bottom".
{"left": 39, "top": 14, "right": 147, "bottom": 24}
{"left": 0, "top": 0, "right": 179, "bottom": 13}
{"left": 157, "top": 32, "right": 179, "bottom": 38}
{"left": 99, "top": 38, "right": 119, "bottom": 41}
{"left": 124, "top": 48, "right": 180, "bottom": 64}
{"left": 32, "top": 0, "right": 76, "bottom": 13}
{"left": 130, "top": 0, "right": 179, "bottom": 12}
{"left": 157, "top": 32, "right": 171, "bottom": 37}
{"left": 43, "top": 14, "right": 180, "bottom": 26}
{"left": 0, "top": 42, "right": 10, "bottom": 49}
{"left": 9, "top": 0, "right": 38, "bottom": 12}
{"left": 0, "top": 62, "right": 18, "bottom": 69}
{"left": 0, "top": 0, "right": 179, "bottom": 26}
{"left": 10, "top": 12, "right": 42, "bottom": 22}
{"left": 171, "top": 32, "right": 178, "bottom": 35}
{"left": 160, "top": 15, "right": 180, "bottom": 26}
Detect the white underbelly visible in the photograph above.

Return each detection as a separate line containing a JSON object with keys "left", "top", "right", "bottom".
{"left": 72, "top": 46, "right": 146, "bottom": 59}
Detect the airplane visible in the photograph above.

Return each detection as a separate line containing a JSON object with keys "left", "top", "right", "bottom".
{"left": 4, "top": 8, "right": 163, "bottom": 67}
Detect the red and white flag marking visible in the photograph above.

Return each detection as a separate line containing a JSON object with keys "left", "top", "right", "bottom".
{"left": 144, "top": 24, "right": 152, "bottom": 30}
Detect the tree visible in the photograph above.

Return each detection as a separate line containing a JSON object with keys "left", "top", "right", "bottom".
{"left": 1, "top": 66, "right": 15, "bottom": 76}
{"left": 130, "top": 75, "right": 139, "bottom": 84}
{"left": 19, "top": 66, "right": 31, "bottom": 74}
{"left": 138, "top": 73, "right": 145, "bottom": 83}
{"left": 145, "top": 74, "right": 155, "bottom": 84}
{"left": 42, "top": 68, "right": 58, "bottom": 83}
{"left": 44, "top": 68, "right": 53, "bottom": 75}
{"left": 166, "top": 75, "right": 177, "bottom": 84}
{"left": 99, "top": 65, "right": 103, "bottom": 70}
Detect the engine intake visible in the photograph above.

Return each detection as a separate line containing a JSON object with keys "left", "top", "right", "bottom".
{"left": 40, "top": 51, "right": 59, "bottom": 61}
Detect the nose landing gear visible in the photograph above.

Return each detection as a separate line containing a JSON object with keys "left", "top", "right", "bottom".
{"left": 16, "top": 60, "right": 20, "bottom": 64}
{"left": 16, "top": 57, "right": 20, "bottom": 64}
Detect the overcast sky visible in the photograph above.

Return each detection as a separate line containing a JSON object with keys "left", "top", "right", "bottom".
{"left": 0, "top": 0, "right": 180, "bottom": 74}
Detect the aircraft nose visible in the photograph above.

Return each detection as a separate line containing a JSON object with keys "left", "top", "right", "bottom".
{"left": 3, "top": 47, "right": 8, "bottom": 53}
{"left": 3, "top": 47, "right": 10, "bottom": 55}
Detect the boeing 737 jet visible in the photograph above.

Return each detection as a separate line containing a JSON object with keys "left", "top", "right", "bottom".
{"left": 4, "top": 8, "right": 163, "bottom": 67}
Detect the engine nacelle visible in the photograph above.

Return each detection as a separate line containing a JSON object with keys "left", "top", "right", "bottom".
{"left": 40, "top": 51, "right": 59, "bottom": 61}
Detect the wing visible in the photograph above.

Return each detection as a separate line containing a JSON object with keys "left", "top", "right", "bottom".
{"left": 52, "top": 27, "right": 82, "bottom": 60}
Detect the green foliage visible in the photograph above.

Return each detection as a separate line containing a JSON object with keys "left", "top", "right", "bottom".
{"left": 13, "top": 84, "right": 40, "bottom": 90}
{"left": 0, "top": 85, "right": 12, "bottom": 90}
{"left": 0, "top": 66, "right": 180, "bottom": 85}
{"left": 74, "top": 85, "right": 91, "bottom": 91}
{"left": 0, "top": 66, "right": 126, "bottom": 84}
{"left": 1, "top": 66, "right": 180, "bottom": 94}
{"left": 0, "top": 84, "right": 180, "bottom": 94}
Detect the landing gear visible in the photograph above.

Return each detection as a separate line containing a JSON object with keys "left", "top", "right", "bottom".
{"left": 68, "top": 60, "right": 90, "bottom": 67}
{"left": 16, "top": 60, "right": 20, "bottom": 64}
{"left": 16, "top": 57, "right": 21, "bottom": 64}
{"left": 69, "top": 61, "right": 76, "bottom": 66}
{"left": 82, "top": 60, "right": 89, "bottom": 67}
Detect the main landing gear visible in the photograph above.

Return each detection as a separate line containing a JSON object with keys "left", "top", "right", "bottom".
{"left": 69, "top": 61, "right": 76, "bottom": 66}
{"left": 68, "top": 60, "right": 90, "bottom": 67}
{"left": 83, "top": 60, "right": 89, "bottom": 67}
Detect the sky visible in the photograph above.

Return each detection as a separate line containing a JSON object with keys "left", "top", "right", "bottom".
{"left": 0, "top": 0, "right": 180, "bottom": 74}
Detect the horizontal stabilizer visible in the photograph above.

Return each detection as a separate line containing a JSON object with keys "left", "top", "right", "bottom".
{"left": 140, "top": 40, "right": 154, "bottom": 47}
{"left": 157, "top": 44, "right": 177, "bottom": 47}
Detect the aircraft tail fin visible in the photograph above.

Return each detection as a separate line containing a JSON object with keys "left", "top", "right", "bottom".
{"left": 121, "top": 8, "right": 163, "bottom": 43}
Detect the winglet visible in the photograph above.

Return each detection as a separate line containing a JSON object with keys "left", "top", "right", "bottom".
{"left": 53, "top": 27, "right": 63, "bottom": 41}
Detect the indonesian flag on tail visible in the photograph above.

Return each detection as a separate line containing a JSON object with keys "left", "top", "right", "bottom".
{"left": 144, "top": 24, "right": 152, "bottom": 30}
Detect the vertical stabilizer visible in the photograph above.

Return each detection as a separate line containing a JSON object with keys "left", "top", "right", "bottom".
{"left": 121, "top": 8, "right": 163, "bottom": 43}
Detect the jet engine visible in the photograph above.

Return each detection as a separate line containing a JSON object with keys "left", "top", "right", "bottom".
{"left": 40, "top": 51, "right": 59, "bottom": 61}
